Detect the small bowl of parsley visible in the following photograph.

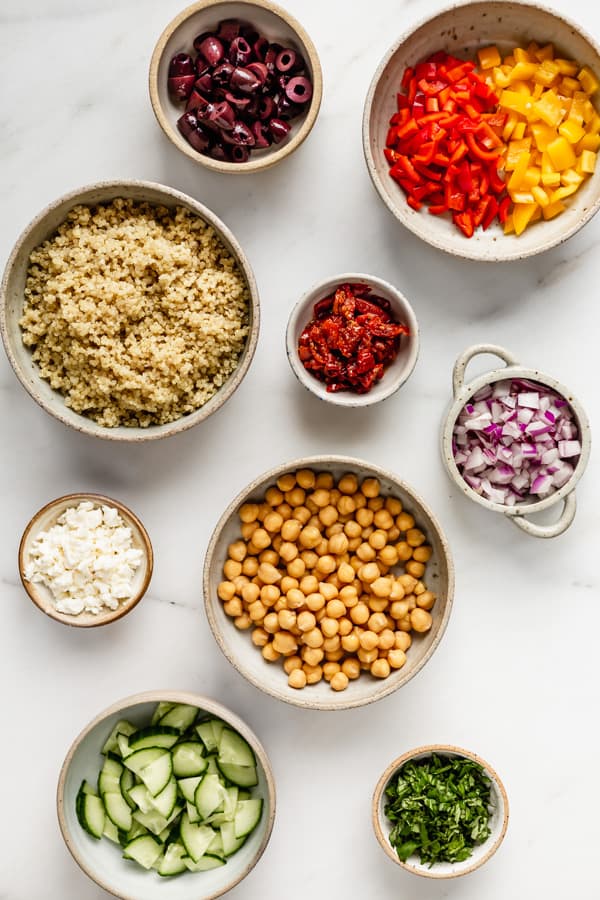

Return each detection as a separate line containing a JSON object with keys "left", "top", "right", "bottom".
{"left": 372, "top": 745, "right": 509, "bottom": 878}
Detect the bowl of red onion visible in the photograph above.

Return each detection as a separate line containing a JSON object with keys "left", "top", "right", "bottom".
{"left": 285, "top": 274, "right": 420, "bottom": 407}
{"left": 149, "top": 0, "right": 323, "bottom": 173}
{"left": 441, "top": 344, "right": 591, "bottom": 538}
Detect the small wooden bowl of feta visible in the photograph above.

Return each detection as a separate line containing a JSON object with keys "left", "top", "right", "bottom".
{"left": 18, "top": 493, "right": 153, "bottom": 627}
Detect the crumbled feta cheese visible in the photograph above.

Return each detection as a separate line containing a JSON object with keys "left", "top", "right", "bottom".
{"left": 25, "top": 500, "right": 144, "bottom": 615}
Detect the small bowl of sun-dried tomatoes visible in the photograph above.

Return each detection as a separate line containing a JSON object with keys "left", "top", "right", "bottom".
{"left": 286, "top": 274, "right": 419, "bottom": 407}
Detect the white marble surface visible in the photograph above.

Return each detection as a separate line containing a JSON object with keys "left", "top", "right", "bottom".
{"left": 1, "top": 0, "right": 599, "bottom": 897}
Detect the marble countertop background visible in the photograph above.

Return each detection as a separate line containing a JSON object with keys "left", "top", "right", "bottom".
{"left": 1, "top": 0, "right": 599, "bottom": 897}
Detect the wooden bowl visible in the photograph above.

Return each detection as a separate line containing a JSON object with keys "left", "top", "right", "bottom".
{"left": 57, "top": 690, "right": 276, "bottom": 900}
{"left": 363, "top": 0, "right": 600, "bottom": 261}
{"left": 19, "top": 493, "right": 153, "bottom": 627}
{"left": 372, "top": 744, "right": 509, "bottom": 878}
{"left": 203, "top": 456, "right": 454, "bottom": 710}
{"left": 149, "top": 0, "right": 323, "bottom": 174}
{"left": 285, "top": 273, "right": 420, "bottom": 407}
{"left": 0, "top": 180, "right": 259, "bottom": 441}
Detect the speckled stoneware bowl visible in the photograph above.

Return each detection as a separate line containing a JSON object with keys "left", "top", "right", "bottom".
{"left": 57, "top": 691, "right": 275, "bottom": 900}
{"left": 441, "top": 344, "right": 591, "bottom": 538}
{"left": 203, "top": 456, "right": 454, "bottom": 711}
{"left": 372, "top": 744, "right": 509, "bottom": 878}
{"left": 0, "top": 180, "right": 259, "bottom": 442}
{"left": 363, "top": 0, "right": 600, "bottom": 261}
{"left": 285, "top": 274, "right": 419, "bottom": 407}
{"left": 149, "top": 0, "right": 323, "bottom": 174}
{"left": 18, "top": 493, "right": 153, "bottom": 627}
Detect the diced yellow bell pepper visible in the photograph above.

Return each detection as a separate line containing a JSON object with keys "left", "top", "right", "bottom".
{"left": 551, "top": 184, "right": 579, "bottom": 202}
{"left": 500, "top": 90, "right": 535, "bottom": 118}
{"left": 561, "top": 168, "right": 583, "bottom": 186}
{"left": 478, "top": 45, "right": 501, "bottom": 69}
{"left": 530, "top": 123, "right": 558, "bottom": 151}
{"left": 536, "top": 44, "right": 555, "bottom": 62}
{"left": 509, "top": 62, "right": 538, "bottom": 83}
{"left": 546, "top": 136, "right": 577, "bottom": 170}
{"left": 542, "top": 200, "right": 566, "bottom": 219}
{"left": 504, "top": 55, "right": 516, "bottom": 68}
{"left": 503, "top": 215, "right": 515, "bottom": 235}
{"left": 579, "top": 66, "right": 600, "bottom": 95}
{"left": 501, "top": 110, "right": 520, "bottom": 141}
{"left": 568, "top": 96, "right": 586, "bottom": 125}
{"left": 560, "top": 76, "right": 581, "bottom": 96}
{"left": 578, "top": 149, "right": 597, "bottom": 173}
{"left": 531, "top": 206, "right": 543, "bottom": 223}
{"left": 533, "top": 90, "right": 565, "bottom": 127}
{"left": 542, "top": 171, "right": 561, "bottom": 187}
{"left": 513, "top": 203, "right": 538, "bottom": 235}
{"left": 582, "top": 100, "right": 596, "bottom": 123}
{"left": 523, "top": 166, "right": 541, "bottom": 188}
{"left": 576, "top": 133, "right": 600, "bottom": 153}
{"left": 532, "top": 185, "right": 551, "bottom": 207}
{"left": 556, "top": 59, "right": 579, "bottom": 76}
{"left": 588, "top": 113, "right": 600, "bottom": 135}
{"left": 534, "top": 60, "right": 560, "bottom": 87}
{"left": 513, "top": 121, "right": 527, "bottom": 139}
{"left": 511, "top": 191, "right": 536, "bottom": 204}
{"left": 558, "top": 119, "right": 585, "bottom": 143}
{"left": 527, "top": 42, "right": 540, "bottom": 58}
{"left": 493, "top": 66, "right": 511, "bottom": 89}
{"left": 505, "top": 138, "right": 532, "bottom": 170}
{"left": 513, "top": 48, "right": 531, "bottom": 63}
{"left": 532, "top": 83, "right": 544, "bottom": 100}
{"left": 508, "top": 151, "right": 531, "bottom": 191}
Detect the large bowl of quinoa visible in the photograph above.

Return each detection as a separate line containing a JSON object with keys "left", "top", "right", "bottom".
{"left": 0, "top": 180, "right": 259, "bottom": 441}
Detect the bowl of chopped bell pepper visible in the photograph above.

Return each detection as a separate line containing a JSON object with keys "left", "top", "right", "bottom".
{"left": 363, "top": 0, "right": 600, "bottom": 261}
{"left": 285, "top": 273, "right": 419, "bottom": 406}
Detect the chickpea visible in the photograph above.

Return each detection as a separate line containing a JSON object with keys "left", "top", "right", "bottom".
{"left": 239, "top": 503, "right": 259, "bottom": 523}
{"left": 399, "top": 574, "right": 418, "bottom": 593}
{"left": 285, "top": 490, "right": 306, "bottom": 512}
{"left": 337, "top": 495, "right": 356, "bottom": 517}
{"left": 223, "top": 598, "right": 242, "bottom": 618}
{"left": 362, "top": 526, "right": 374, "bottom": 540}
{"left": 326, "top": 598, "right": 346, "bottom": 619}
{"left": 306, "top": 592, "right": 325, "bottom": 612}
{"left": 350, "top": 602, "right": 370, "bottom": 625}
{"left": 356, "top": 507, "right": 374, "bottom": 528}
{"left": 361, "top": 477, "right": 380, "bottom": 498}
{"left": 252, "top": 627, "right": 269, "bottom": 648}
{"left": 406, "top": 561, "right": 426, "bottom": 578}
{"left": 262, "top": 642, "right": 280, "bottom": 661}
{"left": 302, "top": 646, "right": 324, "bottom": 666}
{"left": 388, "top": 649, "right": 407, "bottom": 669}
{"left": 233, "top": 576, "right": 250, "bottom": 594}
{"left": 410, "top": 608, "right": 432, "bottom": 632}
{"left": 286, "top": 588, "right": 306, "bottom": 610}
{"left": 344, "top": 520, "right": 362, "bottom": 539}
{"left": 319, "top": 505, "right": 338, "bottom": 527}
{"left": 368, "top": 612, "right": 388, "bottom": 634}
{"left": 319, "top": 582, "right": 338, "bottom": 602}
{"left": 373, "top": 509, "right": 394, "bottom": 530}
{"left": 338, "top": 562, "right": 355, "bottom": 584}
{"left": 280, "top": 519, "right": 301, "bottom": 542}
{"left": 305, "top": 498, "right": 318, "bottom": 514}
{"left": 330, "top": 671, "right": 349, "bottom": 692}
{"left": 413, "top": 545, "right": 432, "bottom": 564}
{"left": 301, "top": 550, "right": 319, "bottom": 570}
{"left": 385, "top": 497, "right": 402, "bottom": 516}
{"left": 276, "top": 502, "right": 293, "bottom": 520}
{"left": 357, "top": 647, "right": 378, "bottom": 665}
{"left": 303, "top": 664, "right": 323, "bottom": 684}
{"left": 260, "top": 513, "right": 282, "bottom": 536}
{"left": 358, "top": 630, "right": 378, "bottom": 652}
{"left": 390, "top": 599, "right": 409, "bottom": 620}
{"left": 310, "top": 489, "right": 330, "bottom": 509}
{"left": 264, "top": 486, "right": 283, "bottom": 507}
{"left": 371, "top": 658, "right": 391, "bottom": 679}
{"left": 387, "top": 526, "right": 400, "bottom": 543}
{"left": 417, "top": 591, "right": 436, "bottom": 610}
{"left": 335, "top": 473, "right": 356, "bottom": 494}
{"left": 379, "top": 545, "right": 399, "bottom": 567}
{"left": 259, "top": 549, "right": 279, "bottom": 567}
{"left": 316, "top": 617, "right": 335, "bottom": 639}
{"left": 217, "top": 581, "right": 235, "bottom": 602}
{"left": 240, "top": 582, "right": 259, "bottom": 604}
{"left": 279, "top": 542, "right": 298, "bottom": 563}
{"left": 323, "top": 662, "right": 341, "bottom": 681}
{"left": 303, "top": 628, "right": 324, "bottom": 649}
{"left": 396, "top": 541, "right": 413, "bottom": 562}
{"left": 300, "top": 575, "right": 319, "bottom": 595}
{"left": 390, "top": 581, "right": 405, "bottom": 602}
{"left": 323, "top": 635, "right": 341, "bottom": 653}
{"left": 339, "top": 585, "right": 358, "bottom": 608}
{"left": 353, "top": 492, "right": 367, "bottom": 509}
{"left": 397, "top": 615, "right": 412, "bottom": 632}
{"left": 297, "top": 610, "right": 316, "bottom": 632}
{"left": 227, "top": 541, "right": 247, "bottom": 563}
{"left": 286, "top": 558, "right": 305, "bottom": 579}
{"left": 347, "top": 536, "right": 362, "bottom": 552}
{"left": 406, "top": 528, "right": 426, "bottom": 548}
{"left": 223, "top": 559, "right": 242, "bottom": 581}
{"left": 315, "top": 555, "right": 336, "bottom": 576}
{"left": 349, "top": 557, "right": 362, "bottom": 573}
{"left": 252, "top": 528, "right": 271, "bottom": 551}
{"left": 371, "top": 577, "right": 392, "bottom": 599}
{"left": 296, "top": 469, "right": 316, "bottom": 489}
{"left": 367, "top": 597, "right": 389, "bottom": 613}
{"left": 288, "top": 668, "right": 307, "bottom": 689}
{"left": 261, "top": 584, "right": 280, "bottom": 607}
{"left": 263, "top": 612, "right": 280, "bottom": 634}
{"left": 234, "top": 614, "right": 252, "bottom": 630}
{"left": 273, "top": 632, "right": 298, "bottom": 655}
{"left": 338, "top": 617, "right": 352, "bottom": 637}
{"left": 397, "top": 512, "right": 415, "bottom": 531}
{"left": 395, "top": 631, "right": 412, "bottom": 651}
{"left": 248, "top": 600, "right": 267, "bottom": 622}
{"left": 315, "top": 472, "right": 334, "bottom": 490}
{"left": 341, "top": 632, "right": 360, "bottom": 653}
{"left": 378, "top": 629, "right": 396, "bottom": 651}
{"left": 275, "top": 473, "right": 294, "bottom": 493}
{"left": 278, "top": 609, "right": 297, "bottom": 631}
{"left": 342, "top": 658, "right": 361, "bottom": 680}
{"left": 368, "top": 530, "right": 387, "bottom": 551}
{"left": 299, "top": 525, "right": 321, "bottom": 550}
{"left": 280, "top": 575, "right": 298, "bottom": 594}
{"left": 368, "top": 497, "right": 385, "bottom": 512}
{"left": 358, "top": 562, "right": 380, "bottom": 584}
{"left": 293, "top": 506, "right": 312, "bottom": 525}
{"left": 256, "top": 562, "right": 280, "bottom": 585}
{"left": 242, "top": 557, "right": 259, "bottom": 577}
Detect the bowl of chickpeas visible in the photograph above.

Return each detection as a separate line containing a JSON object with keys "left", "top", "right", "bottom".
{"left": 204, "top": 456, "right": 454, "bottom": 710}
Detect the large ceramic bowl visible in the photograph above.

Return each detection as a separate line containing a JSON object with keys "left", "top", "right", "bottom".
{"left": 363, "top": 0, "right": 600, "bottom": 261}
{"left": 372, "top": 744, "right": 509, "bottom": 878}
{"left": 0, "top": 180, "right": 259, "bottom": 441}
{"left": 441, "top": 344, "right": 591, "bottom": 538}
{"left": 149, "top": 0, "right": 323, "bottom": 174}
{"left": 57, "top": 691, "right": 276, "bottom": 900}
{"left": 204, "top": 456, "right": 454, "bottom": 710}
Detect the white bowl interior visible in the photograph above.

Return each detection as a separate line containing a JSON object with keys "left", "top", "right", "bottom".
{"left": 59, "top": 697, "right": 273, "bottom": 900}
{"left": 376, "top": 748, "right": 508, "bottom": 877}
{"left": 365, "top": 1, "right": 600, "bottom": 261}
{"left": 153, "top": 0, "right": 318, "bottom": 166}
{"left": 20, "top": 496, "right": 151, "bottom": 625}
{"left": 205, "top": 458, "right": 453, "bottom": 710}
{"left": 1, "top": 181, "right": 257, "bottom": 441}
{"left": 286, "top": 274, "right": 419, "bottom": 407}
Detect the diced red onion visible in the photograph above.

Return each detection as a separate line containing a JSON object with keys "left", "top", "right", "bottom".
{"left": 558, "top": 440, "right": 581, "bottom": 458}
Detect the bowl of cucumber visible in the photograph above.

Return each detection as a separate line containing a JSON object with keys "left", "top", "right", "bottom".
{"left": 56, "top": 691, "right": 275, "bottom": 900}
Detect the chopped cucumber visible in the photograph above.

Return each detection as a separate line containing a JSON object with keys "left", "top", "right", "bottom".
{"left": 216, "top": 760, "right": 258, "bottom": 788}
{"left": 117, "top": 733, "right": 134, "bottom": 759}
{"left": 151, "top": 702, "right": 175, "bottom": 725}
{"left": 103, "top": 817, "right": 120, "bottom": 843}
{"left": 234, "top": 798, "right": 263, "bottom": 838}
{"left": 172, "top": 742, "right": 207, "bottom": 778}
{"left": 220, "top": 821, "right": 247, "bottom": 857}
{"left": 123, "top": 834, "right": 162, "bottom": 870}
{"left": 123, "top": 747, "right": 169, "bottom": 776}
{"left": 207, "top": 830, "right": 224, "bottom": 857}
{"left": 120, "top": 767, "right": 136, "bottom": 810}
{"left": 195, "top": 720, "right": 218, "bottom": 753}
{"left": 180, "top": 814, "right": 217, "bottom": 863}
{"left": 128, "top": 726, "right": 180, "bottom": 752}
{"left": 139, "top": 753, "right": 173, "bottom": 797}
{"left": 157, "top": 842, "right": 187, "bottom": 877}
{"left": 101, "top": 720, "right": 136, "bottom": 756}
{"left": 186, "top": 801, "right": 201, "bottom": 823}
{"left": 223, "top": 786, "right": 239, "bottom": 821}
{"left": 76, "top": 782, "right": 105, "bottom": 839}
{"left": 205, "top": 756, "right": 219, "bottom": 775}
{"left": 178, "top": 776, "right": 204, "bottom": 804}
{"left": 104, "top": 792, "right": 133, "bottom": 831}
{"left": 150, "top": 777, "right": 178, "bottom": 818}
{"left": 218, "top": 728, "right": 255, "bottom": 767}
{"left": 195, "top": 774, "right": 224, "bottom": 821}
{"left": 98, "top": 757, "right": 123, "bottom": 797}
{"left": 183, "top": 854, "right": 226, "bottom": 871}
{"left": 81, "top": 781, "right": 96, "bottom": 795}
{"left": 158, "top": 704, "right": 198, "bottom": 732}
{"left": 133, "top": 808, "right": 169, "bottom": 836}
{"left": 128, "top": 784, "right": 155, "bottom": 815}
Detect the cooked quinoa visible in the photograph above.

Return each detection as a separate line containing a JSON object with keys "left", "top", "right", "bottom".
{"left": 20, "top": 198, "right": 250, "bottom": 427}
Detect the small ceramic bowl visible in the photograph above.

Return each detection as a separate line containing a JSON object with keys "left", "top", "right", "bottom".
{"left": 441, "top": 344, "right": 591, "bottom": 538}
{"left": 285, "top": 274, "right": 419, "bottom": 407}
{"left": 372, "top": 744, "right": 509, "bottom": 878}
{"left": 57, "top": 690, "right": 275, "bottom": 900}
{"left": 149, "top": 0, "right": 323, "bottom": 174}
{"left": 19, "top": 493, "right": 153, "bottom": 627}
{"left": 204, "top": 456, "right": 454, "bottom": 710}
{"left": 363, "top": 0, "right": 600, "bottom": 261}
{"left": 0, "top": 180, "right": 259, "bottom": 442}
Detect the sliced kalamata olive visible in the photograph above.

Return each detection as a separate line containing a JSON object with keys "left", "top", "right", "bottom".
{"left": 194, "top": 71, "right": 213, "bottom": 94}
{"left": 251, "top": 120, "right": 272, "bottom": 148}
{"left": 228, "top": 36, "right": 253, "bottom": 66}
{"left": 168, "top": 75, "right": 197, "bottom": 100}
{"left": 276, "top": 94, "right": 302, "bottom": 119}
{"left": 221, "top": 120, "right": 255, "bottom": 146}
{"left": 246, "top": 61, "right": 268, "bottom": 85}
{"left": 209, "top": 141, "right": 229, "bottom": 160}
{"left": 169, "top": 52, "right": 195, "bottom": 77}
{"left": 223, "top": 90, "right": 252, "bottom": 110}
{"left": 253, "top": 37, "right": 269, "bottom": 60}
{"left": 230, "top": 145, "right": 250, "bottom": 163}
{"left": 186, "top": 89, "right": 209, "bottom": 112}
{"left": 212, "top": 61, "right": 235, "bottom": 85}
{"left": 208, "top": 100, "right": 235, "bottom": 130}
{"left": 193, "top": 32, "right": 212, "bottom": 53}
{"left": 245, "top": 96, "right": 261, "bottom": 119}
{"left": 285, "top": 76, "right": 313, "bottom": 104}
{"left": 217, "top": 19, "right": 240, "bottom": 42}
{"left": 277, "top": 73, "right": 290, "bottom": 90}
{"left": 230, "top": 66, "right": 261, "bottom": 93}
{"left": 275, "top": 48, "right": 303, "bottom": 73}
{"left": 268, "top": 117, "right": 291, "bottom": 143}
{"left": 197, "top": 35, "right": 224, "bottom": 67}
{"left": 177, "top": 112, "right": 211, "bottom": 152}
{"left": 265, "top": 43, "right": 283, "bottom": 72}
{"left": 257, "top": 95, "right": 275, "bottom": 120}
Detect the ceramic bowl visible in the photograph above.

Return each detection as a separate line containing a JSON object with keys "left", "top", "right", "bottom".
{"left": 57, "top": 690, "right": 275, "bottom": 900}
{"left": 363, "top": 0, "right": 600, "bottom": 261}
{"left": 372, "top": 744, "right": 509, "bottom": 878}
{"left": 149, "top": 0, "right": 323, "bottom": 174}
{"left": 204, "top": 456, "right": 454, "bottom": 710}
{"left": 18, "top": 493, "right": 153, "bottom": 627}
{"left": 0, "top": 180, "right": 259, "bottom": 442}
{"left": 285, "top": 274, "right": 419, "bottom": 407}
{"left": 441, "top": 344, "right": 591, "bottom": 538}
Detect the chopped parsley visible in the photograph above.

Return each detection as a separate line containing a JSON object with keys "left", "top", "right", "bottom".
{"left": 384, "top": 753, "right": 492, "bottom": 866}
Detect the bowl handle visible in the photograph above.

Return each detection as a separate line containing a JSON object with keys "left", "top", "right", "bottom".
{"left": 511, "top": 492, "right": 577, "bottom": 539}
{"left": 452, "top": 344, "right": 520, "bottom": 398}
